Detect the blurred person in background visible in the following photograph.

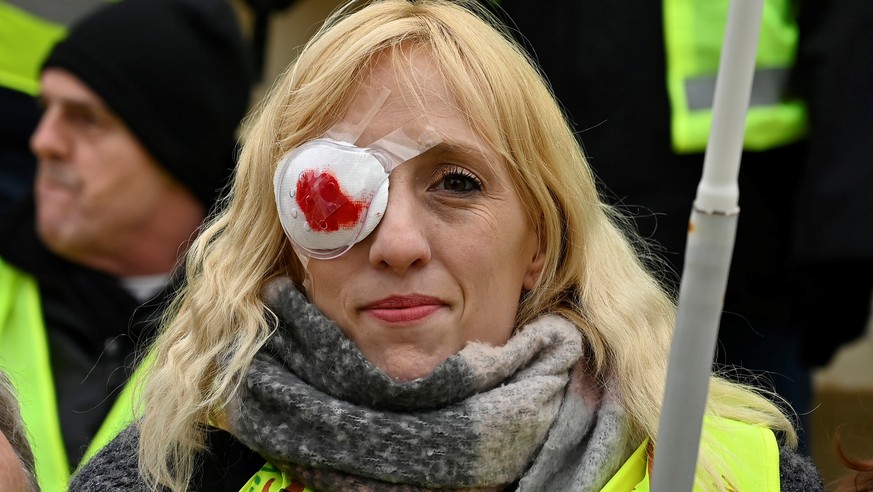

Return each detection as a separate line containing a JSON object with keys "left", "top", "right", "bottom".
{"left": 0, "top": 0, "right": 107, "bottom": 220}
{"left": 0, "top": 0, "right": 253, "bottom": 489}
{"left": 492, "top": 0, "right": 873, "bottom": 453}
{"left": 790, "top": 0, "right": 873, "bottom": 375}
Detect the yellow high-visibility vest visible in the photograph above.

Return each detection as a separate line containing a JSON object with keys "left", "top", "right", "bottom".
{"left": 0, "top": 257, "right": 145, "bottom": 492}
{"left": 241, "top": 463, "right": 313, "bottom": 492}
{"left": 663, "top": 0, "right": 808, "bottom": 153}
{"left": 0, "top": 1, "right": 66, "bottom": 95}
{"left": 602, "top": 416, "right": 780, "bottom": 491}
{"left": 0, "top": 0, "right": 110, "bottom": 95}
{"left": 241, "top": 416, "right": 779, "bottom": 491}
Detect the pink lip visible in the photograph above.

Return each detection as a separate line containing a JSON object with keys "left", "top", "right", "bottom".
{"left": 362, "top": 295, "right": 447, "bottom": 324}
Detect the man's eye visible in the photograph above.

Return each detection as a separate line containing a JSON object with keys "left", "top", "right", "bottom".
{"left": 69, "top": 110, "right": 99, "bottom": 126}
{"left": 433, "top": 168, "right": 482, "bottom": 193}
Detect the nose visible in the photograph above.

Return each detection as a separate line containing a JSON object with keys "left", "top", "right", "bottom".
{"left": 30, "top": 107, "right": 69, "bottom": 161}
{"left": 366, "top": 182, "right": 431, "bottom": 274}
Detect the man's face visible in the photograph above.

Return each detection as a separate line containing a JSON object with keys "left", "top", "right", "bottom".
{"left": 0, "top": 430, "right": 29, "bottom": 492}
{"left": 30, "top": 68, "right": 191, "bottom": 267}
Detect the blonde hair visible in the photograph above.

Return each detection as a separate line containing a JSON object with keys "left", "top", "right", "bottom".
{"left": 138, "top": 1, "right": 796, "bottom": 490}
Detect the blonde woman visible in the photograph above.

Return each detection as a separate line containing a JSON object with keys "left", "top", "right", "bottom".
{"left": 71, "top": 0, "right": 822, "bottom": 490}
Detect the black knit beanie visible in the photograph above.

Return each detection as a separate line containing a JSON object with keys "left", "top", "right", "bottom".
{"left": 42, "top": 0, "right": 254, "bottom": 209}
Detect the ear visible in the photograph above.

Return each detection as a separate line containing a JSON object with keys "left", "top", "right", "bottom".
{"left": 523, "top": 228, "right": 546, "bottom": 291}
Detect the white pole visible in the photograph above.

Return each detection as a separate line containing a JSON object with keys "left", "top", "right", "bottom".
{"left": 650, "top": 0, "right": 765, "bottom": 490}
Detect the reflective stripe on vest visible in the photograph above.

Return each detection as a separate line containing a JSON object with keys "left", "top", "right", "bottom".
{"left": 663, "top": 0, "right": 808, "bottom": 153}
{"left": 0, "top": 258, "right": 144, "bottom": 492}
{"left": 602, "top": 416, "right": 780, "bottom": 491}
{"left": 241, "top": 416, "right": 778, "bottom": 492}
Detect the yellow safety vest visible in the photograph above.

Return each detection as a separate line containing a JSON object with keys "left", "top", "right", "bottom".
{"left": 0, "top": 1, "right": 66, "bottom": 96}
{"left": 241, "top": 463, "right": 313, "bottom": 492}
{"left": 0, "top": 0, "right": 110, "bottom": 96}
{"left": 242, "top": 416, "right": 779, "bottom": 491}
{"left": 0, "top": 257, "right": 145, "bottom": 492}
{"left": 602, "top": 416, "right": 780, "bottom": 491}
{"left": 663, "top": 0, "right": 808, "bottom": 153}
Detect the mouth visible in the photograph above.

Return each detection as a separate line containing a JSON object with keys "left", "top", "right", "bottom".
{"left": 39, "top": 164, "right": 81, "bottom": 192}
{"left": 361, "top": 295, "right": 447, "bottom": 324}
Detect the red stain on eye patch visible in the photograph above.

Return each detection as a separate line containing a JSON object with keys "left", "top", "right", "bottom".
{"left": 295, "top": 169, "right": 365, "bottom": 232}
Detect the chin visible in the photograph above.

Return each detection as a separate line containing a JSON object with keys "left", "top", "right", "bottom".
{"left": 36, "top": 220, "right": 85, "bottom": 261}
{"left": 35, "top": 220, "right": 64, "bottom": 251}
{"left": 372, "top": 349, "right": 448, "bottom": 382}
{"left": 35, "top": 201, "right": 72, "bottom": 242}
{"left": 384, "top": 367, "right": 435, "bottom": 382}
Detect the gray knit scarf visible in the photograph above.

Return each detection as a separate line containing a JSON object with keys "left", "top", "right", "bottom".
{"left": 224, "top": 277, "right": 636, "bottom": 491}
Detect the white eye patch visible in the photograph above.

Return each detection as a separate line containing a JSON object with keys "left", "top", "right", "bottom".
{"left": 274, "top": 139, "right": 391, "bottom": 259}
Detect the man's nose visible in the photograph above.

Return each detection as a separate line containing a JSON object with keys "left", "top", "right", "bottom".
{"left": 30, "top": 107, "right": 69, "bottom": 161}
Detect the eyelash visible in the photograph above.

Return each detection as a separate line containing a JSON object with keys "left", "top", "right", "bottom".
{"left": 431, "top": 166, "right": 482, "bottom": 194}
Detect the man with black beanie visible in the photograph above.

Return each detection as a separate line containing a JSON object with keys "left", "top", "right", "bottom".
{"left": 0, "top": 0, "right": 254, "bottom": 489}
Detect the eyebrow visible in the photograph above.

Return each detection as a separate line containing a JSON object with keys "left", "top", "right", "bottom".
{"left": 418, "top": 140, "right": 505, "bottom": 178}
{"left": 423, "top": 141, "right": 490, "bottom": 158}
{"left": 39, "top": 93, "right": 110, "bottom": 115}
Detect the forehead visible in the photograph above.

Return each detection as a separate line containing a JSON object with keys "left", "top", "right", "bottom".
{"left": 40, "top": 67, "right": 108, "bottom": 110}
{"left": 353, "top": 50, "right": 476, "bottom": 149}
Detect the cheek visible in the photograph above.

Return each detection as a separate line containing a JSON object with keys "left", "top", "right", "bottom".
{"left": 0, "top": 433, "right": 26, "bottom": 491}
{"left": 451, "top": 209, "right": 533, "bottom": 322}
{"left": 83, "top": 159, "right": 166, "bottom": 220}
{"left": 304, "top": 258, "right": 355, "bottom": 320}
{"left": 75, "top": 177, "right": 139, "bottom": 230}
{"left": 441, "top": 229, "right": 523, "bottom": 318}
{"left": 463, "top": 293, "right": 518, "bottom": 346}
{"left": 443, "top": 210, "right": 529, "bottom": 276}
{"left": 86, "top": 136, "right": 163, "bottom": 201}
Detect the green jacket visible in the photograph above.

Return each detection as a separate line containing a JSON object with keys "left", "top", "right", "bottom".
{"left": 0, "top": 257, "right": 143, "bottom": 492}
